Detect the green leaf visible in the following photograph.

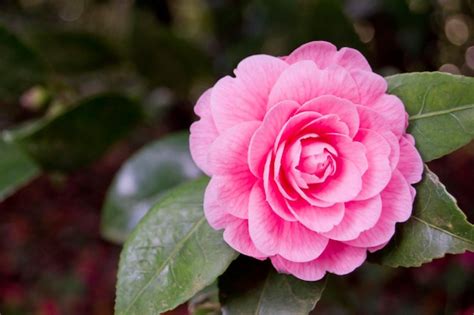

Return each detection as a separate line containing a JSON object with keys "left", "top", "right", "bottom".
{"left": 188, "top": 282, "right": 221, "bottom": 315}
{"left": 0, "top": 24, "right": 45, "bottom": 102}
{"left": 115, "top": 178, "right": 238, "bottom": 315}
{"left": 3, "top": 94, "right": 142, "bottom": 171}
{"left": 0, "top": 140, "right": 40, "bottom": 201}
{"left": 371, "top": 166, "right": 474, "bottom": 267}
{"left": 101, "top": 132, "right": 201, "bottom": 244}
{"left": 28, "top": 30, "right": 119, "bottom": 74}
{"left": 387, "top": 72, "right": 474, "bottom": 162}
{"left": 219, "top": 257, "right": 326, "bottom": 315}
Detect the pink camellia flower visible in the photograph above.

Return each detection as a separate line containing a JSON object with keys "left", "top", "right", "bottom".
{"left": 190, "top": 41, "right": 423, "bottom": 281}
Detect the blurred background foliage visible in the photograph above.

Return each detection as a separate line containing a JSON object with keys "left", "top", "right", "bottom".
{"left": 0, "top": 0, "right": 473, "bottom": 314}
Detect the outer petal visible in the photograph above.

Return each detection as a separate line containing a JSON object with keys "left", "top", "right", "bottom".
{"left": 223, "top": 219, "right": 267, "bottom": 259}
{"left": 208, "top": 121, "right": 260, "bottom": 175}
{"left": 322, "top": 195, "right": 382, "bottom": 241}
{"left": 344, "top": 170, "right": 413, "bottom": 247}
{"left": 351, "top": 70, "right": 387, "bottom": 105}
{"left": 297, "top": 95, "right": 360, "bottom": 138}
{"left": 287, "top": 200, "right": 345, "bottom": 233}
{"left": 397, "top": 134, "right": 423, "bottom": 184}
{"left": 248, "top": 100, "right": 299, "bottom": 177}
{"left": 189, "top": 89, "right": 219, "bottom": 175}
{"left": 203, "top": 178, "right": 237, "bottom": 229}
{"left": 356, "top": 105, "right": 400, "bottom": 170}
{"left": 354, "top": 129, "right": 392, "bottom": 200}
{"left": 271, "top": 241, "right": 367, "bottom": 281}
{"left": 211, "top": 55, "right": 288, "bottom": 132}
{"left": 370, "top": 94, "right": 408, "bottom": 137}
{"left": 334, "top": 47, "right": 372, "bottom": 71}
{"left": 248, "top": 183, "right": 329, "bottom": 262}
{"left": 207, "top": 173, "right": 255, "bottom": 219}
{"left": 267, "top": 61, "right": 359, "bottom": 107}
{"left": 285, "top": 41, "right": 338, "bottom": 68}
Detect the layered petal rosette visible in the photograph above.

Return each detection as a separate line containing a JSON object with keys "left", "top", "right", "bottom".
{"left": 190, "top": 41, "right": 423, "bottom": 281}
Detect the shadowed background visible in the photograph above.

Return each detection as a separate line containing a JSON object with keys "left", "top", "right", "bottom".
{"left": 0, "top": 0, "right": 473, "bottom": 314}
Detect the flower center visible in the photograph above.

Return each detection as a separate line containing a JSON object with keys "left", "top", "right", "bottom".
{"left": 298, "top": 150, "right": 336, "bottom": 181}
{"left": 289, "top": 138, "right": 338, "bottom": 187}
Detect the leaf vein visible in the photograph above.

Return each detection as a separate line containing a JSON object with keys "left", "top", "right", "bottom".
{"left": 122, "top": 217, "right": 206, "bottom": 314}
{"left": 411, "top": 216, "right": 474, "bottom": 245}
{"left": 409, "top": 104, "right": 474, "bottom": 120}
{"left": 254, "top": 273, "right": 272, "bottom": 315}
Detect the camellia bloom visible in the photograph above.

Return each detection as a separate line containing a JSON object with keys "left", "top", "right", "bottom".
{"left": 189, "top": 41, "right": 423, "bottom": 281}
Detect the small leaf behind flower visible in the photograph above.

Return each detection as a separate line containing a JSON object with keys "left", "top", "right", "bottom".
{"left": 0, "top": 140, "right": 40, "bottom": 201}
{"left": 371, "top": 166, "right": 474, "bottom": 267}
{"left": 387, "top": 72, "right": 474, "bottom": 162}
{"left": 3, "top": 93, "right": 142, "bottom": 171}
{"left": 115, "top": 178, "right": 238, "bottom": 315}
{"left": 219, "top": 257, "right": 326, "bottom": 315}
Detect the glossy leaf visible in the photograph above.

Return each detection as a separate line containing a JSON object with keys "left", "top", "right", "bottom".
{"left": 115, "top": 178, "right": 238, "bottom": 315}
{"left": 0, "top": 140, "right": 40, "bottom": 201}
{"left": 371, "top": 166, "right": 474, "bottom": 267}
{"left": 387, "top": 72, "right": 474, "bottom": 162}
{"left": 3, "top": 94, "right": 142, "bottom": 171}
{"left": 219, "top": 257, "right": 326, "bottom": 315}
{"left": 28, "top": 30, "right": 119, "bottom": 74}
{"left": 101, "top": 132, "right": 201, "bottom": 244}
{"left": 0, "top": 24, "right": 45, "bottom": 102}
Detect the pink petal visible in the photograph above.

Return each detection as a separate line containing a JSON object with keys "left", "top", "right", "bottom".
{"left": 368, "top": 242, "right": 388, "bottom": 253}
{"left": 311, "top": 157, "right": 363, "bottom": 203}
{"left": 263, "top": 150, "right": 299, "bottom": 221}
{"left": 208, "top": 121, "right": 260, "bottom": 175}
{"left": 397, "top": 135, "right": 423, "bottom": 184}
{"left": 287, "top": 200, "right": 345, "bottom": 233}
{"left": 267, "top": 61, "right": 358, "bottom": 108}
{"left": 271, "top": 241, "right": 367, "bottom": 281}
{"left": 265, "top": 176, "right": 299, "bottom": 221}
{"left": 298, "top": 114, "right": 350, "bottom": 138}
{"left": 273, "top": 140, "right": 336, "bottom": 208}
{"left": 285, "top": 41, "right": 338, "bottom": 68}
{"left": 273, "top": 111, "right": 322, "bottom": 149}
{"left": 272, "top": 141, "right": 299, "bottom": 201}
{"left": 334, "top": 47, "right": 372, "bottom": 71}
{"left": 207, "top": 173, "right": 255, "bottom": 219}
{"left": 203, "top": 178, "right": 237, "bottom": 229}
{"left": 211, "top": 55, "right": 288, "bottom": 132}
{"left": 223, "top": 219, "right": 267, "bottom": 259}
{"left": 248, "top": 100, "right": 299, "bottom": 177}
{"left": 370, "top": 94, "right": 408, "bottom": 137}
{"left": 189, "top": 89, "right": 219, "bottom": 175}
{"left": 248, "top": 183, "right": 329, "bottom": 262}
{"left": 351, "top": 70, "right": 387, "bottom": 105}
{"left": 380, "top": 169, "right": 414, "bottom": 223}
{"left": 324, "top": 133, "right": 368, "bottom": 174}
{"left": 272, "top": 112, "right": 351, "bottom": 157}
{"left": 354, "top": 129, "right": 392, "bottom": 201}
{"left": 286, "top": 171, "right": 337, "bottom": 207}
{"left": 322, "top": 195, "right": 382, "bottom": 241}
{"left": 344, "top": 170, "right": 413, "bottom": 247}
{"left": 357, "top": 106, "right": 400, "bottom": 170}
{"left": 297, "top": 95, "right": 360, "bottom": 138}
